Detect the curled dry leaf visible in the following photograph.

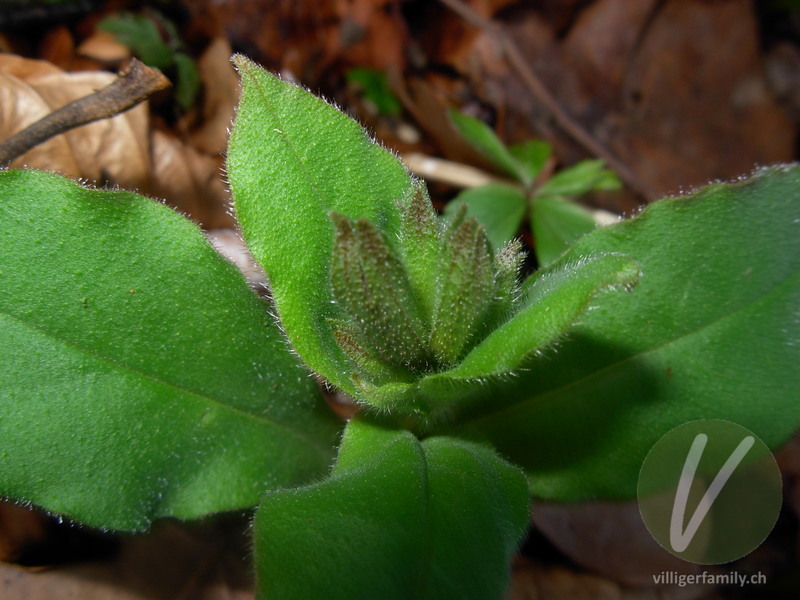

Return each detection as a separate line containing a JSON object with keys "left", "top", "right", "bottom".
{"left": 0, "top": 54, "right": 232, "bottom": 227}
{"left": 0, "top": 54, "right": 151, "bottom": 191}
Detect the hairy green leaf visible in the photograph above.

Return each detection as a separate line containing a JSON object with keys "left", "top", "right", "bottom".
{"left": 0, "top": 169, "right": 341, "bottom": 531}
{"left": 227, "top": 56, "right": 414, "bottom": 394}
{"left": 447, "top": 253, "right": 639, "bottom": 378}
{"left": 254, "top": 419, "right": 529, "bottom": 600}
{"left": 330, "top": 213, "right": 429, "bottom": 370}
{"left": 451, "top": 165, "right": 800, "bottom": 500}
{"left": 428, "top": 217, "right": 495, "bottom": 365}
{"left": 360, "top": 253, "right": 639, "bottom": 416}
{"left": 397, "top": 182, "right": 440, "bottom": 319}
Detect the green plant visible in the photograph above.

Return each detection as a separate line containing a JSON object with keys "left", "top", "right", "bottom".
{"left": 1, "top": 55, "right": 798, "bottom": 599}
{"left": 346, "top": 67, "right": 402, "bottom": 117}
{"left": 99, "top": 11, "right": 199, "bottom": 111}
{"left": 447, "top": 110, "right": 620, "bottom": 265}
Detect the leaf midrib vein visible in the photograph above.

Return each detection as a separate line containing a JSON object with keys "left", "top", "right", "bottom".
{"left": 460, "top": 267, "right": 800, "bottom": 428}
{"left": 0, "top": 309, "right": 332, "bottom": 458}
{"left": 254, "top": 76, "right": 329, "bottom": 212}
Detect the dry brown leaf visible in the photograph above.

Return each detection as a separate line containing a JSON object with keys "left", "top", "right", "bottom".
{"left": 77, "top": 31, "right": 132, "bottom": 65}
{"left": 0, "top": 54, "right": 232, "bottom": 225}
{"left": 561, "top": 0, "right": 794, "bottom": 195}
{"left": 331, "top": 0, "right": 407, "bottom": 70}
{"left": 192, "top": 0, "right": 408, "bottom": 82}
{"left": 0, "top": 53, "right": 62, "bottom": 79}
{"left": 418, "top": 0, "right": 794, "bottom": 207}
{"left": 0, "top": 54, "right": 152, "bottom": 190}
{"left": 0, "top": 503, "right": 48, "bottom": 564}
{"left": 0, "top": 71, "right": 79, "bottom": 175}
{"left": 507, "top": 561, "right": 717, "bottom": 600}
{"left": 191, "top": 37, "right": 239, "bottom": 156}
{"left": 32, "top": 71, "right": 151, "bottom": 190}
{"left": 37, "top": 26, "right": 76, "bottom": 70}
{"left": 531, "top": 501, "right": 701, "bottom": 587}
{"left": 151, "top": 131, "right": 232, "bottom": 228}
{"left": 561, "top": 0, "right": 657, "bottom": 112}
{"left": 0, "top": 519, "right": 254, "bottom": 600}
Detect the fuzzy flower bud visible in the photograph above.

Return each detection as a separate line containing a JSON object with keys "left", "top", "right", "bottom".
{"left": 329, "top": 190, "right": 523, "bottom": 389}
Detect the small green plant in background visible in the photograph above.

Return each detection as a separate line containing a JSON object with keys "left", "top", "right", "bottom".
{"left": 99, "top": 11, "right": 199, "bottom": 111}
{"left": 447, "top": 110, "right": 620, "bottom": 265}
{"left": 346, "top": 67, "right": 402, "bottom": 117}
{"left": 0, "top": 56, "right": 799, "bottom": 599}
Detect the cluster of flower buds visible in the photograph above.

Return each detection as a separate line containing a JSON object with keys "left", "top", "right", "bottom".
{"left": 329, "top": 184, "right": 524, "bottom": 392}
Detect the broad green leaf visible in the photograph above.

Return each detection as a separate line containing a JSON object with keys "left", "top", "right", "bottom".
{"left": 0, "top": 169, "right": 341, "bottom": 531}
{"left": 445, "top": 253, "right": 639, "bottom": 378}
{"left": 227, "top": 56, "right": 414, "bottom": 394}
{"left": 254, "top": 419, "right": 529, "bottom": 600}
{"left": 508, "top": 139, "right": 551, "bottom": 183}
{"left": 448, "top": 110, "right": 527, "bottom": 184}
{"left": 449, "top": 165, "right": 800, "bottom": 501}
{"left": 446, "top": 183, "right": 526, "bottom": 249}
{"left": 531, "top": 194, "right": 598, "bottom": 266}
{"left": 359, "top": 253, "right": 639, "bottom": 416}
{"left": 537, "top": 158, "right": 621, "bottom": 196}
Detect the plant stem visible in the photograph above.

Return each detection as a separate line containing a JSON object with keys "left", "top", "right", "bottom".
{"left": 0, "top": 58, "right": 170, "bottom": 166}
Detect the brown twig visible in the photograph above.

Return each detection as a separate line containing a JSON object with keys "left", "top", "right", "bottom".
{"left": 437, "top": 0, "right": 658, "bottom": 200}
{"left": 0, "top": 59, "right": 170, "bottom": 166}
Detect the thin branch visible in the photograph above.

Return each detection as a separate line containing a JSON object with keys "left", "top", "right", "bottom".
{"left": 0, "top": 59, "right": 170, "bottom": 166}
{"left": 437, "top": 0, "right": 658, "bottom": 200}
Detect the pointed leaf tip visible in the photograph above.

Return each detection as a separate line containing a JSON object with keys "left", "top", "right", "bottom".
{"left": 227, "top": 56, "right": 414, "bottom": 393}
{"left": 231, "top": 53, "right": 253, "bottom": 72}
